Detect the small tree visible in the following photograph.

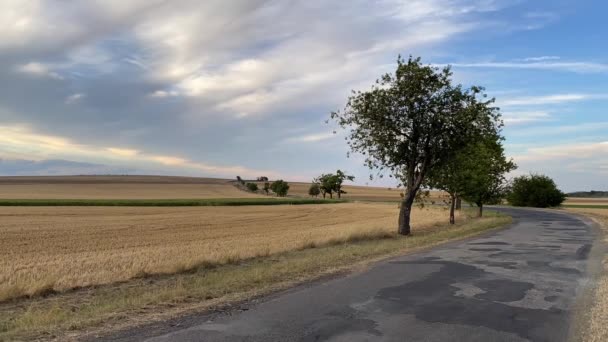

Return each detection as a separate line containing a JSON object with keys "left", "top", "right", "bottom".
{"left": 257, "top": 176, "right": 269, "bottom": 181}
{"left": 263, "top": 182, "right": 270, "bottom": 195}
{"left": 308, "top": 183, "right": 321, "bottom": 197}
{"left": 271, "top": 180, "right": 290, "bottom": 197}
{"left": 331, "top": 56, "right": 500, "bottom": 235}
{"left": 246, "top": 182, "right": 258, "bottom": 192}
{"left": 236, "top": 176, "right": 243, "bottom": 184}
{"left": 507, "top": 174, "right": 565, "bottom": 208}
{"left": 458, "top": 140, "right": 516, "bottom": 217}
{"left": 315, "top": 174, "right": 337, "bottom": 199}
{"left": 334, "top": 170, "right": 355, "bottom": 199}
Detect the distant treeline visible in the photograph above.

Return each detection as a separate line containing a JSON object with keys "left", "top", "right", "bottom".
{"left": 567, "top": 191, "right": 608, "bottom": 198}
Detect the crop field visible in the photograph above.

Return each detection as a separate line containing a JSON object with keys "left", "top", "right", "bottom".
{"left": 0, "top": 203, "right": 457, "bottom": 302}
{"left": 283, "top": 182, "right": 447, "bottom": 202}
{"left": 563, "top": 197, "right": 608, "bottom": 208}
{"left": 0, "top": 176, "right": 263, "bottom": 199}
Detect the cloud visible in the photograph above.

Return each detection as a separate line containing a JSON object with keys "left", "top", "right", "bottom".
{"left": 509, "top": 122, "right": 608, "bottom": 137}
{"left": 16, "top": 62, "right": 63, "bottom": 79}
{"left": 65, "top": 93, "right": 85, "bottom": 104}
{"left": 0, "top": 124, "right": 275, "bottom": 178}
{"left": 502, "top": 111, "right": 551, "bottom": 125}
{"left": 446, "top": 61, "right": 608, "bottom": 73}
{"left": 499, "top": 93, "right": 608, "bottom": 106}
{"left": 286, "top": 132, "right": 336, "bottom": 143}
{"left": 519, "top": 56, "right": 560, "bottom": 62}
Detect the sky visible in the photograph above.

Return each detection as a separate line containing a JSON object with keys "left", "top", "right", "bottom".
{"left": 0, "top": 0, "right": 606, "bottom": 192}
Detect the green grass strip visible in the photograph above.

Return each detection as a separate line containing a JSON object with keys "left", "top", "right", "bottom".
{"left": 0, "top": 198, "right": 348, "bottom": 207}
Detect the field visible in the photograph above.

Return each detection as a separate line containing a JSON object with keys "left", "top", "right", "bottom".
{"left": 0, "top": 203, "right": 456, "bottom": 302}
{"left": 563, "top": 197, "right": 608, "bottom": 209}
{"left": 283, "top": 182, "right": 446, "bottom": 202}
{"left": 566, "top": 207, "right": 608, "bottom": 342}
{"left": 0, "top": 176, "right": 262, "bottom": 199}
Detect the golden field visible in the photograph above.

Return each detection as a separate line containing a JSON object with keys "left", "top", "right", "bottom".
{"left": 564, "top": 197, "right": 608, "bottom": 206}
{"left": 0, "top": 176, "right": 263, "bottom": 199}
{"left": 282, "top": 182, "right": 446, "bottom": 202}
{"left": 0, "top": 203, "right": 456, "bottom": 302}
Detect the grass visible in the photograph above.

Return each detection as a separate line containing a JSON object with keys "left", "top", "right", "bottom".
{"left": 566, "top": 208, "right": 608, "bottom": 342}
{"left": 0, "top": 210, "right": 510, "bottom": 341}
{"left": 0, "top": 198, "right": 345, "bottom": 206}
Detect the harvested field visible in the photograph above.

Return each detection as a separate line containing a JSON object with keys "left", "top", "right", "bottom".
{"left": 0, "top": 203, "right": 456, "bottom": 302}
{"left": 566, "top": 208, "right": 608, "bottom": 342}
{"left": 0, "top": 176, "right": 262, "bottom": 199}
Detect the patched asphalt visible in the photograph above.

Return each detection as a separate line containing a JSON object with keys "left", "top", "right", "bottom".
{"left": 105, "top": 207, "right": 605, "bottom": 342}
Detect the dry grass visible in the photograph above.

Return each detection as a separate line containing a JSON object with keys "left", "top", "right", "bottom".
{"left": 0, "top": 203, "right": 457, "bottom": 302}
{"left": 0, "top": 211, "right": 509, "bottom": 341}
{"left": 567, "top": 208, "right": 608, "bottom": 342}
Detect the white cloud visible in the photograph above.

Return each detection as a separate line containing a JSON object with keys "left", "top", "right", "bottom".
{"left": 513, "top": 141, "right": 608, "bottom": 162}
{"left": 499, "top": 93, "right": 608, "bottom": 106}
{"left": 286, "top": 132, "right": 336, "bottom": 143}
{"left": 16, "top": 62, "right": 63, "bottom": 79}
{"left": 0, "top": 124, "right": 276, "bottom": 178}
{"left": 519, "top": 56, "right": 560, "bottom": 62}
{"left": 502, "top": 111, "right": 551, "bottom": 125}
{"left": 65, "top": 93, "right": 85, "bottom": 104}
{"left": 447, "top": 61, "right": 608, "bottom": 73}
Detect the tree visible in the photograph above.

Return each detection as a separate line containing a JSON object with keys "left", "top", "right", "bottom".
{"left": 308, "top": 183, "right": 321, "bottom": 197}
{"left": 246, "top": 182, "right": 258, "bottom": 192}
{"left": 458, "top": 140, "right": 516, "bottom": 217}
{"left": 507, "top": 174, "right": 565, "bottom": 208}
{"left": 315, "top": 174, "right": 337, "bottom": 199}
{"left": 236, "top": 176, "right": 244, "bottom": 185}
{"left": 263, "top": 182, "right": 270, "bottom": 195}
{"left": 271, "top": 180, "right": 290, "bottom": 197}
{"left": 331, "top": 56, "right": 500, "bottom": 235}
{"left": 257, "top": 176, "right": 269, "bottom": 181}
{"left": 334, "top": 170, "right": 355, "bottom": 199}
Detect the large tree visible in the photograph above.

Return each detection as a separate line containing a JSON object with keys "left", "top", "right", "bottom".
{"left": 507, "top": 174, "right": 565, "bottom": 208}
{"left": 331, "top": 56, "right": 500, "bottom": 235}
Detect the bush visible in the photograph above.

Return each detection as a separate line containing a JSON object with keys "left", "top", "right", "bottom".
{"left": 270, "top": 180, "right": 290, "bottom": 197}
{"left": 246, "top": 182, "right": 258, "bottom": 192}
{"left": 507, "top": 174, "right": 565, "bottom": 208}
{"left": 308, "top": 183, "right": 320, "bottom": 197}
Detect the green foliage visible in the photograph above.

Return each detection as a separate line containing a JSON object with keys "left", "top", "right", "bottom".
{"left": 314, "top": 170, "right": 355, "bottom": 199}
{"left": 507, "top": 174, "right": 565, "bottom": 208}
{"left": 246, "top": 182, "right": 258, "bottom": 192}
{"left": 263, "top": 182, "right": 270, "bottom": 195}
{"left": 308, "top": 183, "right": 321, "bottom": 197}
{"left": 270, "top": 180, "right": 290, "bottom": 197}
{"left": 331, "top": 55, "right": 502, "bottom": 234}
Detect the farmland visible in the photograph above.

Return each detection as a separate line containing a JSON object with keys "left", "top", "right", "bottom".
{"left": 0, "top": 203, "right": 456, "bottom": 302}
{"left": 0, "top": 175, "right": 511, "bottom": 340}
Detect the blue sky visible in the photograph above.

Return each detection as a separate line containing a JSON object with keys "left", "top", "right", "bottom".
{"left": 0, "top": 0, "right": 606, "bottom": 192}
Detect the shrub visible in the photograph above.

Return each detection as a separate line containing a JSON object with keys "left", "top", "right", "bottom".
{"left": 246, "top": 182, "right": 258, "bottom": 192}
{"left": 507, "top": 174, "right": 565, "bottom": 208}
{"left": 308, "top": 183, "right": 321, "bottom": 197}
{"left": 270, "top": 180, "right": 290, "bottom": 197}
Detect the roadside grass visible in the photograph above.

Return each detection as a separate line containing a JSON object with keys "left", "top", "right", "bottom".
{"left": 566, "top": 208, "right": 608, "bottom": 342}
{"left": 0, "top": 198, "right": 347, "bottom": 206}
{"left": 0, "top": 211, "right": 510, "bottom": 341}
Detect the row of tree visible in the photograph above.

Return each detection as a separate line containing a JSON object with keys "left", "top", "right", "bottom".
{"left": 237, "top": 176, "right": 290, "bottom": 197}
{"left": 308, "top": 170, "right": 355, "bottom": 199}
{"left": 331, "top": 56, "right": 516, "bottom": 235}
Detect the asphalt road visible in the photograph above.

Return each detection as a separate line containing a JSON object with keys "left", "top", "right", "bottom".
{"left": 109, "top": 207, "right": 604, "bottom": 342}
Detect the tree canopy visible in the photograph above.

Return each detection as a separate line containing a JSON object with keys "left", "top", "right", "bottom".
{"left": 507, "top": 174, "right": 565, "bottom": 208}
{"left": 270, "top": 180, "right": 290, "bottom": 197}
{"left": 331, "top": 56, "right": 502, "bottom": 234}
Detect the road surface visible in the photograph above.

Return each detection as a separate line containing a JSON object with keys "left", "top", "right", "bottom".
{"left": 107, "top": 207, "right": 604, "bottom": 342}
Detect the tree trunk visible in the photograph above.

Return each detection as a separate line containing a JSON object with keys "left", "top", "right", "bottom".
{"left": 478, "top": 203, "right": 483, "bottom": 217}
{"left": 322, "top": 192, "right": 326, "bottom": 199}
{"left": 329, "top": 192, "right": 333, "bottom": 199}
{"left": 455, "top": 196, "right": 462, "bottom": 210}
{"left": 398, "top": 192, "right": 416, "bottom": 235}
{"left": 337, "top": 190, "right": 341, "bottom": 199}
{"left": 449, "top": 194, "right": 456, "bottom": 224}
